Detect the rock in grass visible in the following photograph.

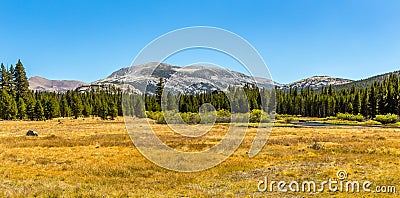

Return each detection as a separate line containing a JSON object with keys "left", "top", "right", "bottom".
{"left": 26, "top": 130, "right": 39, "bottom": 136}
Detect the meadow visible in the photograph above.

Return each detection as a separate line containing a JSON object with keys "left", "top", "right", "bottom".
{"left": 0, "top": 117, "right": 399, "bottom": 197}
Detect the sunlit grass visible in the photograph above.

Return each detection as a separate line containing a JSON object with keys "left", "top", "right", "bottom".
{"left": 0, "top": 117, "right": 399, "bottom": 197}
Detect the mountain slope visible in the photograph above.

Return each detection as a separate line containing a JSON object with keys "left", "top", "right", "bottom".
{"left": 75, "top": 62, "right": 399, "bottom": 93}
{"left": 333, "top": 70, "right": 400, "bottom": 89}
{"left": 78, "top": 62, "right": 275, "bottom": 94}
{"left": 29, "top": 76, "right": 87, "bottom": 93}
{"left": 280, "top": 76, "right": 353, "bottom": 89}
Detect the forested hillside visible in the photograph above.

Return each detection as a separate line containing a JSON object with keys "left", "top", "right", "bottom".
{"left": 333, "top": 70, "right": 400, "bottom": 90}
{"left": 276, "top": 74, "right": 400, "bottom": 118}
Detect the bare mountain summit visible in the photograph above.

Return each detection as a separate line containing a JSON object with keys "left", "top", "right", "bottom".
{"left": 78, "top": 62, "right": 275, "bottom": 94}
{"left": 280, "top": 76, "right": 353, "bottom": 89}
{"left": 77, "top": 63, "right": 356, "bottom": 94}
{"left": 29, "top": 76, "right": 87, "bottom": 93}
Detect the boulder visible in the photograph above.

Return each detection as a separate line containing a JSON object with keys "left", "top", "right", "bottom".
{"left": 26, "top": 130, "right": 39, "bottom": 136}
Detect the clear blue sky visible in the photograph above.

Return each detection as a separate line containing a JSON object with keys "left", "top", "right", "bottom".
{"left": 1, "top": 0, "right": 399, "bottom": 83}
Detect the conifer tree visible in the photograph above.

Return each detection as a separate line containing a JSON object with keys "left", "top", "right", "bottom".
{"left": 155, "top": 78, "right": 164, "bottom": 111}
{"left": 44, "top": 97, "right": 60, "bottom": 120}
{"left": 166, "top": 92, "right": 178, "bottom": 111}
{"left": 17, "top": 98, "right": 26, "bottom": 120}
{"left": 13, "top": 60, "right": 29, "bottom": 101}
{"left": 8, "top": 64, "right": 16, "bottom": 97}
{"left": 71, "top": 94, "right": 83, "bottom": 119}
{"left": 0, "top": 89, "right": 17, "bottom": 120}
{"left": 99, "top": 101, "right": 108, "bottom": 120}
{"left": 134, "top": 95, "right": 146, "bottom": 118}
{"left": 108, "top": 101, "right": 118, "bottom": 120}
{"left": 60, "top": 95, "right": 70, "bottom": 117}
{"left": 82, "top": 104, "right": 92, "bottom": 117}
{"left": 34, "top": 100, "right": 45, "bottom": 121}
{"left": 26, "top": 96, "right": 36, "bottom": 120}
{"left": 0, "top": 63, "right": 9, "bottom": 91}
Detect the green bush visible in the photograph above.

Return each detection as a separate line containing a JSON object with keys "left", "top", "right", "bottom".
{"left": 145, "top": 111, "right": 166, "bottom": 124}
{"left": 284, "top": 117, "right": 297, "bottom": 123}
{"left": 146, "top": 109, "right": 273, "bottom": 124}
{"left": 216, "top": 109, "right": 231, "bottom": 123}
{"left": 374, "top": 114, "right": 398, "bottom": 124}
{"left": 180, "top": 112, "right": 201, "bottom": 124}
{"left": 199, "top": 111, "right": 216, "bottom": 124}
{"left": 145, "top": 111, "right": 157, "bottom": 120}
{"left": 260, "top": 114, "right": 271, "bottom": 123}
{"left": 163, "top": 111, "right": 184, "bottom": 124}
{"left": 249, "top": 109, "right": 262, "bottom": 123}
{"left": 249, "top": 109, "right": 271, "bottom": 123}
{"left": 275, "top": 114, "right": 288, "bottom": 120}
{"left": 336, "top": 113, "right": 364, "bottom": 122}
{"left": 231, "top": 113, "right": 249, "bottom": 123}
{"left": 147, "top": 111, "right": 202, "bottom": 124}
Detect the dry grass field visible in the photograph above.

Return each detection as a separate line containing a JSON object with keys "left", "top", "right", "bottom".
{"left": 0, "top": 117, "right": 399, "bottom": 197}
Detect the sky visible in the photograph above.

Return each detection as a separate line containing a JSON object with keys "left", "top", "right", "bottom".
{"left": 1, "top": 0, "right": 400, "bottom": 84}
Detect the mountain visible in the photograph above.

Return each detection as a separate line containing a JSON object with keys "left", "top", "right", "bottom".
{"left": 74, "top": 62, "right": 398, "bottom": 93}
{"left": 29, "top": 76, "right": 87, "bottom": 93}
{"left": 78, "top": 62, "right": 275, "bottom": 94}
{"left": 280, "top": 76, "right": 354, "bottom": 89}
{"left": 333, "top": 70, "right": 400, "bottom": 89}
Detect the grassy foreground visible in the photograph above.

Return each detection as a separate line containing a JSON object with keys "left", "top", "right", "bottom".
{"left": 0, "top": 117, "right": 399, "bottom": 197}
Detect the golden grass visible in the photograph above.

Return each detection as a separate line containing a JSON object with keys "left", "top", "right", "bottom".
{"left": 0, "top": 117, "right": 399, "bottom": 197}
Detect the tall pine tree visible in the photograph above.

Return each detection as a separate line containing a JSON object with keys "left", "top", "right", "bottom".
{"left": 14, "top": 60, "right": 29, "bottom": 101}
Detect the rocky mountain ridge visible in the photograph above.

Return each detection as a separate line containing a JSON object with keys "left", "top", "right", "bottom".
{"left": 28, "top": 76, "right": 87, "bottom": 93}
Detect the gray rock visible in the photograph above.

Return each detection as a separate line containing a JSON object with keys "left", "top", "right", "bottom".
{"left": 26, "top": 130, "right": 38, "bottom": 136}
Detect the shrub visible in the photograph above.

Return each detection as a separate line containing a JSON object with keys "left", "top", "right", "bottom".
{"left": 152, "top": 112, "right": 166, "bottom": 124}
{"left": 374, "top": 114, "right": 398, "bottom": 124}
{"left": 145, "top": 111, "right": 157, "bottom": 120}
{"left": 147, "top": 111, "right": 202, "bottom": 124}
{"left": 231, "top": 113, "right": 249, "bottom": 123}
{"left": 146, "top": 109, "right": 273, "bottom": 124}
{"left": 249, "top": 109, "right": 262, "bottom": 123}
{"left": 308, "top": 140, "right": 322, "bottom": 150}
{"left": 336, "top": 113, "right": 364, "bottom": 122}
{"left": 163, "top": 112, "right": 200, "bottom": 124}
{"left": 248, "top": 109, "right": 271, "bottom": 123}
{"left": 260, "top": 113, "right": 272, "bottom": 123}
{"left": 199, "top": 111, "right": 216, "bottom": 124}
{"left": 185, "top": 112, "right": 200, "bottom": 124}
{"left": 216, "top": 109, "right": 231, "bottom": 123}
{"left": 284, "top": 117, "right": 297, "bottom": 123}
{"left": 163, "top": 111, "right": 184, "bottom": 124}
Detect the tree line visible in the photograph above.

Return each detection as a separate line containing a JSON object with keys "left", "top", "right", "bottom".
{"left": 1, "top": 60, "right": 399, "bottom": 121}
{"left": 0, "top": 60, "right": 122, "bottom": 120}
{"left": 276, "top": 74, "right": 400, "bottom": 118}
{"left": 142, "top": 75, "right": 400, "bottom": 120}
{"left": 139, "top": 78, "right": 275, "bottom": 115}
